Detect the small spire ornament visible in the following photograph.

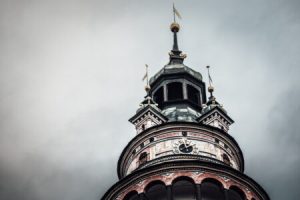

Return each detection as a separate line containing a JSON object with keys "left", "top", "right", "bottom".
{"left": 168, "top": 4, "right": 186, "bottom": 65}
{"left": 206, "top": 66, "right": 215, "bottom": 100}
{"left": 142, "top": 64, "right": 150, "bottom": 96}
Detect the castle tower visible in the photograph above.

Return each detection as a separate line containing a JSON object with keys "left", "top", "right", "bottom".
{"left": 101, "top": 19, "right": 269, "bottom": 200}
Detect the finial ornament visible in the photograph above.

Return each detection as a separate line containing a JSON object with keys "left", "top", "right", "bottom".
{"left": 139, "top": 64, "right": 160, "bottom": 107}
{"left": 206, "top": 66, "right": 215, "bottom": 99}
{"left": 170, "top": 22, "right": 180, "bottom": 33}
{"left": 142, "top": 64, "right": 150, "bottom": 95}
{"left": 169, "top": 4, "right": 186, "bottom": 65}
{"left": 206, "top": 66, "right": 213, "bottom": 87}
{"left": 173, "top": 3, "right": 182, "bottom": 23}
{"left": 170, "top": 4, "right": 182, "bottom": 51}
{"left": 171, "top": 4, "right": 181, "bottom": 32}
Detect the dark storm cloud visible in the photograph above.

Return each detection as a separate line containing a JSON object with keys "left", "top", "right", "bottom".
{"left": 0, "top": 0, "right": 299, "bottom": 200}
{"left": 0, "top": 152, "right": 116, "bottom": 200}
{"left": 248, "top": 88, "right": 300, "bottom": 199}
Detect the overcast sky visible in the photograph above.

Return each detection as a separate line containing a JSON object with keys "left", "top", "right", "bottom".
{"left": 0, "top": 0, "right": 299, "bottom": 200}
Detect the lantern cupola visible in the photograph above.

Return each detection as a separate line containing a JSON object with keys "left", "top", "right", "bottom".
{"left": 149, "top": 22, "right": 207, "bottom": 123}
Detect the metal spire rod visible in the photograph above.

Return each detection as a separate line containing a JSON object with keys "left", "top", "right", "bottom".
{"left": 143, "top": 64, "right": 150, "bottom": 96}
{"left": 206, "top": 66, "right": 215, "bottom": 98}
{"left": 145, "top": 64, "right": 149, "bottom": 87}
{"left": 207, "top": 65, "right": 213, "bottom": 87}
{"left": 173, "top": 31, "right": 179, "bottom": 51}
{"left": 171, "top": 4, "right": 182, "bottom": 52}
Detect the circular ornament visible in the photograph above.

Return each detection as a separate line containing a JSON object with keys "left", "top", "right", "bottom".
{"left": 173, "top": 138, "right": 198, "bottom": 154}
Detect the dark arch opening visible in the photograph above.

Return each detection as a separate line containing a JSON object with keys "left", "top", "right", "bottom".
{"left": 153, "top": 87, "right": 164, "bottom": 108}
{"left": 139, "top": 152, "right": 148, "bottom": 166}
{"left": 172, "top": 177, "right": 196, "bottom": 200}
{"left": 145, "top": 180, "right": 167, "bottom": 200}
{"left": 123, "top": 191, "right": 139, "bottom": 200}
{"left": 228, "top": 186, "right": 246, "bottom": 200}
{"left": 187, "top": 84, "right": 200, "bottom": 105}
{"left": 167, "top": 82, "right": 183, "bottom": 101}
{"left": 201, "top": 178, "right": 225, "bottom": 200}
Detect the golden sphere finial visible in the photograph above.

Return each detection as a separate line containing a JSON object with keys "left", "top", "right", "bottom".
{"left": 145, "top": 85, "right": 151, "bottom": 92}
{"left": 170, "top": 22, "right": 180, "bottom": 33}
{"left": 208, "top": 86, "right": 214, "bottom": 93}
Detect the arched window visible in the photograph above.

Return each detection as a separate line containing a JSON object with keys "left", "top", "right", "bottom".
{"left": 145, "top": 181, "right": 167, "bottom": 200}
{"left": 167, "top": 82, "right": 183, "bottom": 101}
{"left": 228, "top": 186, "right": 246, "bottom": 200}
{"left": 223, "top": 154, "right": 231, "bottom": 166}
{"left": 123, "top": 191, "right": 139, "bottom": 200}
{"left": 141, "top": 124, "right": 145, "bottom": 131}
{"left": 201, "top": 178, "right": 225, "bottom": 200}
{"left": 153, "top": 87, "right": 164, "bottom": 108}
{"left": 172, "top": 177, "right": 196, "bottom": 200}
{"left": 149, "top": 137, "right": 154, "bottom": 143}
{"left": 139, "top": 152, "right": 148, "bottom": 165}
{"left": 187, "top": 85, "right": 200, "bottom": 105}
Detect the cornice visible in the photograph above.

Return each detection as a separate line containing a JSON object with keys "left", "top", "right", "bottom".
{"left": 137, "top": 154, "right": 226, "bottom": 170}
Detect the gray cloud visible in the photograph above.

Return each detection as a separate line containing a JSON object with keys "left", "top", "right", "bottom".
{"left": 248, "top": 87, "right": 300, "bottom": 199}
{"left": 0, "top": 0, "right": 299, "bottom": 200}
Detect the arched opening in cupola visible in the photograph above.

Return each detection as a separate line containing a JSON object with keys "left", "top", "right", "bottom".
{"left": 153, "top": 87, "right": 164, "bottom": 108}
{"left": 187, "top": 84, "right": 200, "bottom": 105}
{"left": 167, "top": 82, "right": 183, "bottom": 101}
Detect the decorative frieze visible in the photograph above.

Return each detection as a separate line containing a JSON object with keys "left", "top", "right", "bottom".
{"left": 122, "top": 125, "right": 242, "bottom": 177}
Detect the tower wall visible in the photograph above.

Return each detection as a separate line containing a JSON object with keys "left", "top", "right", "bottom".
{"left": 118, "top": 123, "right": 244, "bottom": 178}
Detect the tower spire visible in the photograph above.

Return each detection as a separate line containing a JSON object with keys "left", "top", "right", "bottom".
{"left": 172, "top": 3, "right": 181, "bottom": 51}
{"left": 169, "top": 4, "right": 186, "bottom": 65}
